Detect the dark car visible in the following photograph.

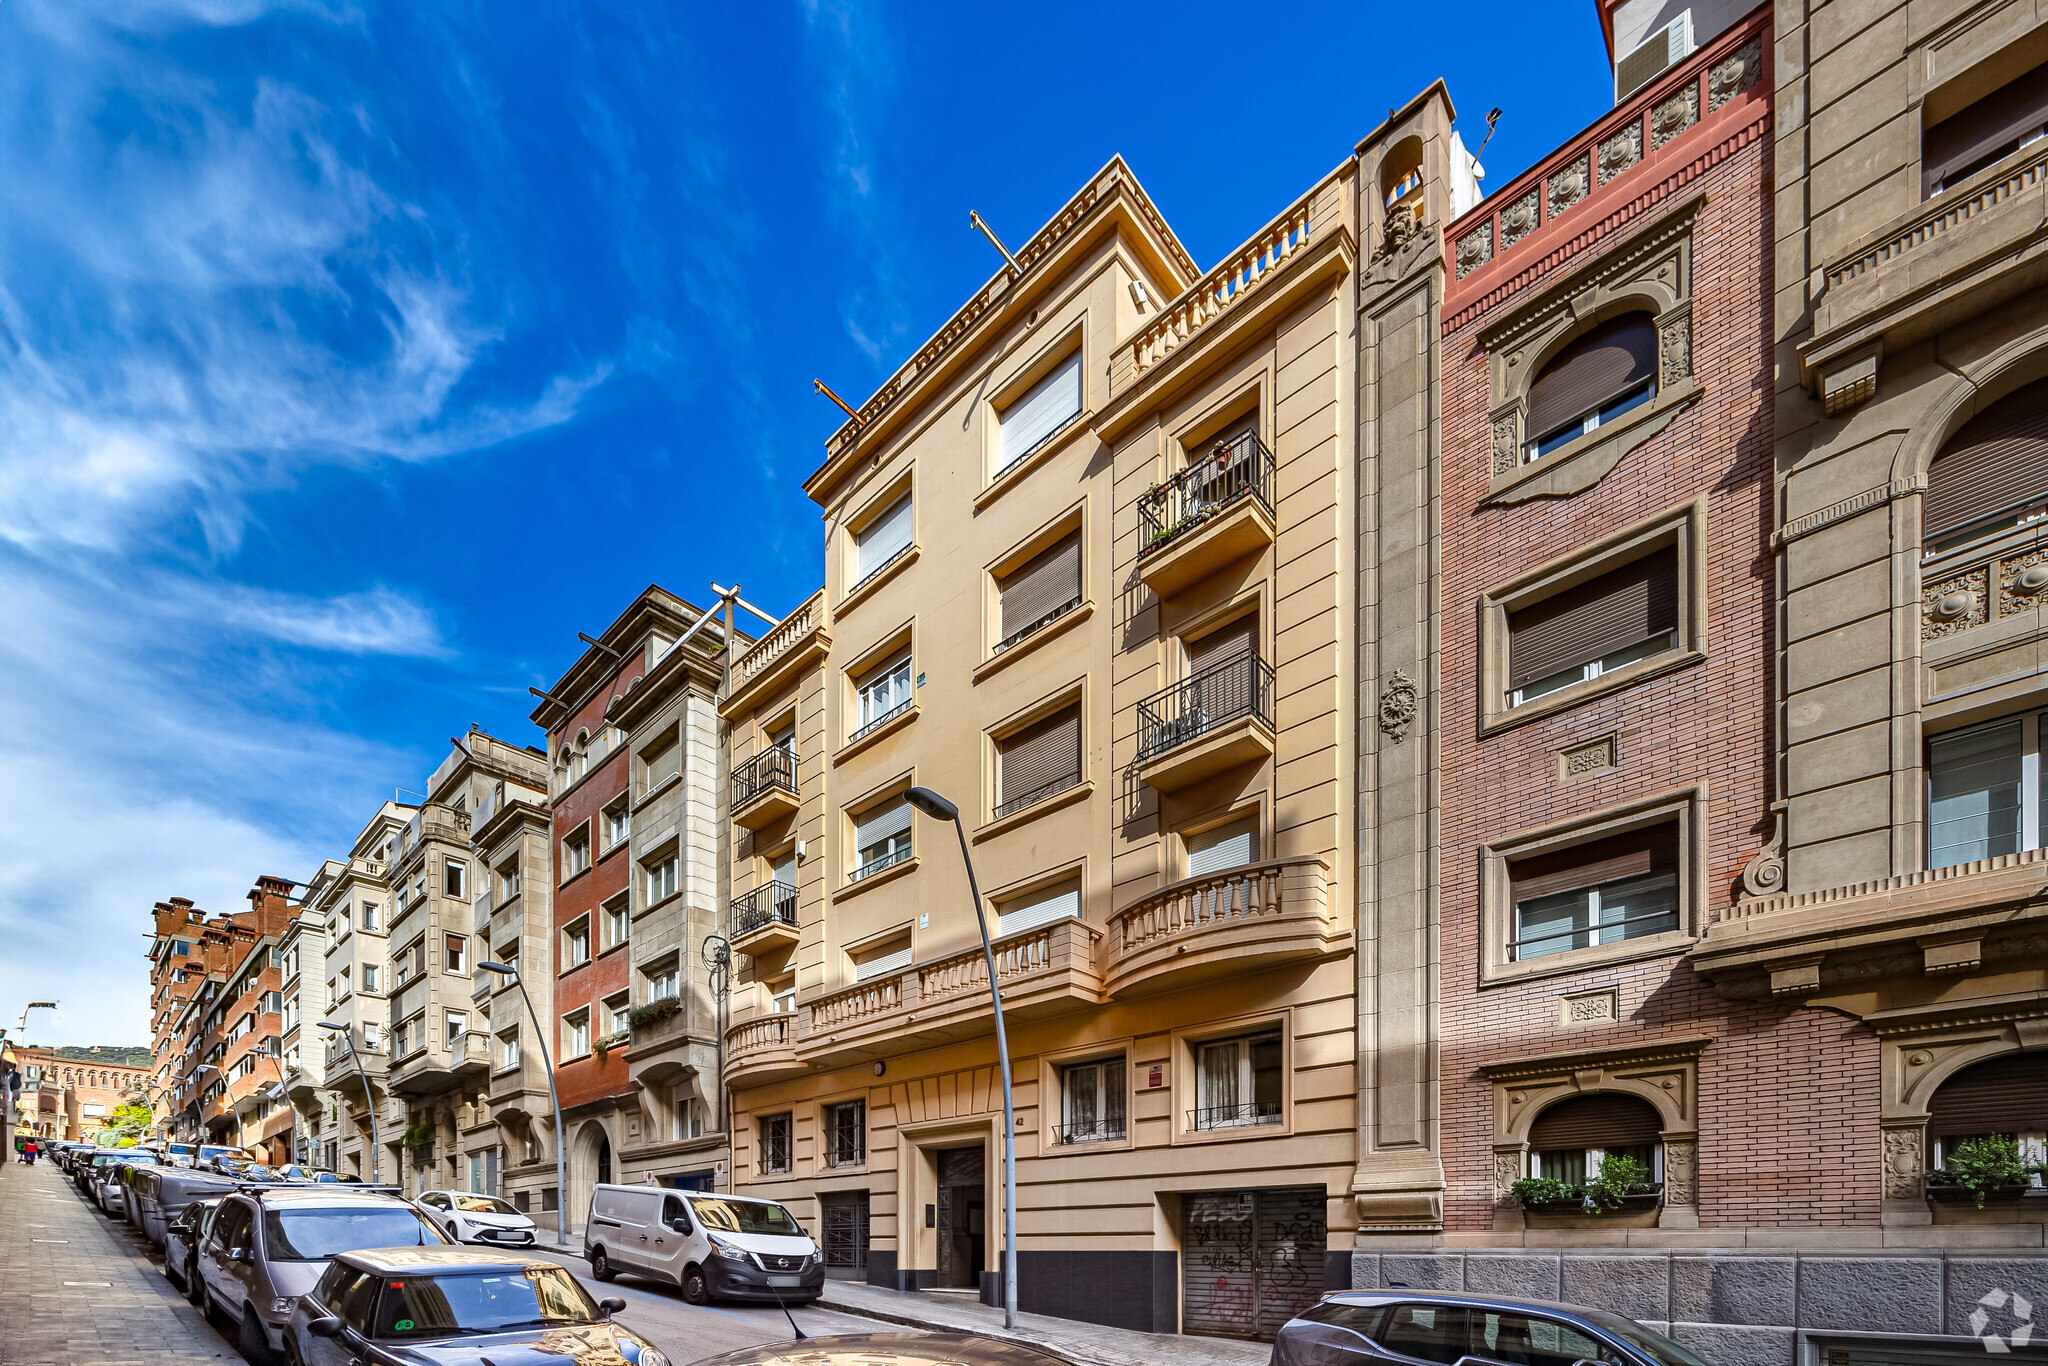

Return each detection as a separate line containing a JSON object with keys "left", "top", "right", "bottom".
{"left": 287, "top": 1246, "right": 660, "bottom": 1366}
{"left": 1272, "top": 1290, "right": 1714, "bottom": 1366}
{"left": 692, "top": 1333, "right": 1076, "bottom": 1366}
{"left": 165, "top": 1196, "right": 224, "bottom": 1297}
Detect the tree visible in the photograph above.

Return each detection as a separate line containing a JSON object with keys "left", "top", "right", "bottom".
{"left": 102, "top": 1102, "right": 155, "bottom": 1143}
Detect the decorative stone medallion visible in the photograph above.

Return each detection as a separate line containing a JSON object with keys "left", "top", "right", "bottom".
{"left": 1500, "top": 190, "right": 1540, "bottom": 250}
{"left": 1457, "top": 222, "right": 1493, "bottom": 278}
{"left": 1547, "top": 156, "right": 1592, "bottom": 215}
{"left": 1709, "top": 38, "right": 1763, "bottom": 112}
{"left": 1652, "top": 84, "right": 1699, "bottom": 149}
{"left": 1999, "top": 551, "right": 2048, "bottom": 616}
{"left": 1599, "top": 122, "right": 1643, "bottom": 185}
{"left": 1922, "top": 567, "right": 1988, "bottom": 639}
{"left": 1558, "top": 986, "right": 1620, "bottom": 1027}
{"left": 1378, "top": 668, "right": 1420, "bottom": 742}
{"left": 1658, "top": 313, "right": 1691, "bottom": 388}
{"left": 1559, "top": 734, "right": 1618, "bottom": 781}
{"left": 1491, "top": 415, "right": 1520, "bottom": 475}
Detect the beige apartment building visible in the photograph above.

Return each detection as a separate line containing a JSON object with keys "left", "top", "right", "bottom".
{"left": 276, "top": 893, "right": 327, "bottom": 1164}
{"left": 718, "top": 155, "right": 1361, "bottom": 1337}
{"left": 311, "top": 802, "right": 408, "bottom": 1181}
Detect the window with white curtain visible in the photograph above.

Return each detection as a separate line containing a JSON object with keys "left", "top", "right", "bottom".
{"left": 854, "top": 495, "right": 913, "bottom": 584}
{"left": 997, "top": 351, "right": 1083, "bottom": 475}
{"left": 1193, "top": 1031, "right": 1282, "bottom": 1130}
{"left": 856, "top": 654, "right": 914, "bottom": 735}
{"left": 1059, "top": 1056, "right": 1126, "bottom": 1143}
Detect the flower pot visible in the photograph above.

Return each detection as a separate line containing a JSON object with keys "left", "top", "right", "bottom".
{"left": 1927, "top": 1182, "right": 2033, "bottom": 1206}
{"left": 1522, "top": 1189, "right": 1663, "bottom": 1230}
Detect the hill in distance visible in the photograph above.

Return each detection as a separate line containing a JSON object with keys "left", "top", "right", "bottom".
{"left": 37, "top": 1045, "right": 152, "bottom": 1069}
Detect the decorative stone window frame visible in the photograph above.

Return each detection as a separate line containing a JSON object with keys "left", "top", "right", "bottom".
{"left": 1478, "top": 783, "right": 1708, "bottom": 985}
{"left": 1478, "top": 195, "right": 1704, "bottom": 505}
{"left": 1482, "top": 1032, "right": 1707, "bottom": 1232}
{"left": 1868, "top": 992, "right": 2048, "bottom": 1226}
{"left": 1478, "top": 496, "right": 1709, "bottom": 734}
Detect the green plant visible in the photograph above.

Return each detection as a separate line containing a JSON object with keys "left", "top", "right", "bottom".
{"left": 627, "top": 998, "right": 683, "bottom": 1030}
{"left": 1585, "top": 1153, "right": 1653, "bottom": 1212}
{"left": 1937, "top": 1134, "right": 2035, "bottom": 1208}
{"left": 400, "top": 1122, "right": 434, "bottom": 1152}
{"left": 1510, "top": 1176, "right": 1581, "bottom": 1208}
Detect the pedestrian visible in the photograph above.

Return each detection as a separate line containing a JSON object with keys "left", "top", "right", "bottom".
{"left": 22, "top": 1139, "right": 36, "bottom": 1166}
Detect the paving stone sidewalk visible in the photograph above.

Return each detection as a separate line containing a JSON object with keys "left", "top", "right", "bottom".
{"left": 0, "top": 1159, "right": 235, "bottom": 1365}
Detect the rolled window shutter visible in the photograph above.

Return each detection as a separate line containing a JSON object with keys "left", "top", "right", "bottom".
{"left": 1509, "top": 823, "right": 1678, "bottom": 904}
{"left": 856, "top": 496, "right": 913, "bottom": 579}
{"left": 1921, "top": 63, "right": 2048, "bottom": 196}
{"left": 1187, "top": 615, "right": 1257, "bottom": 676}
{"left": 1927, "top": 1051, "right": 2048, "bottom": 1136}
{"left": 1524, "top": 315, "right": 1659, "bottom": 441}
{"left": 1509, "top": 547, "right": 1679, "bottom": 688}
{"left": 1924, "top": 382, "right": 2048, "bottom": 539}
{"left": 998, "top": 880, "right": 1081, "bottom": 936}
{"left": 999, "top": 534, "right": 1082, "bottom": 640}
{"left": 853, "top": 800, "right": 912, "bottom": 851}
{"left": 1528, "top": 1093, "right": 1665, "bottom": 1149}
{"left": 998, "top": 708, "right": 1081, "bottom": 806}
{"left": 999, "top": 353, "right": 1083, "bottom": 467}
{"left": 853, "top": 937, "right": 912, "bottom": 982}
{"left": 1186, "top": 816, "right": 1258, "bottom": 878}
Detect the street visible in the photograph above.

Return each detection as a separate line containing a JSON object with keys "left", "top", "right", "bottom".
{"left": 0, "top": 1161, "right": 886, "bottom": 1365}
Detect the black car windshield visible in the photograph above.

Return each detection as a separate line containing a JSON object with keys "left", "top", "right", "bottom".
{"left": 690, "top": 1197, "right": 801, "bottom": 1235}
{"left": 1573, "top": 1309, "right": 1712, "bottom": 1366}
{"left": 262, "top": 1207, "right": 446, "bottom": 1261}
{"left": 373, "top": 1268, "right": 599, "bottom": 1337}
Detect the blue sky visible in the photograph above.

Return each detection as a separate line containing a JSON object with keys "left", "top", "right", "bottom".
{"left": 0, "top": 0, "right": 1621, "bottom": 1047}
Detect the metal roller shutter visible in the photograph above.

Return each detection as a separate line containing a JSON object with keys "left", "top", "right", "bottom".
{"left": 1252, "top": 1187, "right": 1327, "bottom": 1338}
{"left": 1508, "top": 547, "right": 1678, "bottom": 688}
{"left": 1181, "top": 1187, "right": 1327, "bottom": 1340}
{"left": 1927, "top": 1051, "right": 2048, "bottom": 1136}
{"left": 1524, "top": 315, "right": 1658, "bottom": 441}
{"left": 1924, "top": 382, "right": 2048, "bottom": 540}
{"left": 1187, "top": 615, "right": 1257, "bottom": 675}
{"left": 1921, "top": 63, "right": 2048, "bottom": 196}
{"left": 1528, "top": 1093, "right": 1665, "bottom": 1149}
{"left": 997, "top": 709, "right": 1080, "bottom": 809}
{"left": 1509, "top": 824, "right": 1678, "bottom": 904}
{"left": 999, "top": 535, "right": 1081, "bottom": 642}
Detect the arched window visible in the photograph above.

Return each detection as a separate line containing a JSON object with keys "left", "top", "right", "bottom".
{"left": 1927, "top": 1051, "right": 2048, "bottom": 1175}
{"left": 1925, "top": 381, "right": 2048, "bottom": 554}
{"left": 1523, "top": 314, "right": 1659, "bottom": 463}
{"left": 1527, "top": 1092, "right": 1665, "bottom": 1185}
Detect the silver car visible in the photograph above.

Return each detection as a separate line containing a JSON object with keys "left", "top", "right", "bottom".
{"left": 192, "top": 1186, "right": 449, "bottom": 1366}
{"left": 1273, "top": 1291, "right": 1713, "bottom": 1366}
{"left": 83, "top": 1150, "right": 161, "bottom": 1216}
{"left": 164, "top": 1196, "right": 224, "bottom": 1298}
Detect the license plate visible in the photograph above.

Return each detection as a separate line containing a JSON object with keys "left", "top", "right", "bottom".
{"left": 767, "top": 1275, "right": 802, "bottom": 1287}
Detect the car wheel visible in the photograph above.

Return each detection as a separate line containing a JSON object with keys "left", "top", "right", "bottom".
{"left": 238, "top": 1303, "right": 278, "bottom": 1366}
{"left": 283, "top": 1331, "right": 308, "bottom": 1366}
{"left": 680, "top": 1263, "right": 710, "bottom": 1306}
{"left": 200, "top": 1281, "right": 227, "bottom": 1330}
{"left": 183, "top": 1259, "right": 204, "bottom": 1307}
{"left": 590, "top": 1247, "right": 616, "bottom": 1282}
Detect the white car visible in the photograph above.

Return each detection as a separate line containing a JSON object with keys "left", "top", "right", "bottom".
{"left": 413, "top": 1190, "right": 538, "bottom": 1247}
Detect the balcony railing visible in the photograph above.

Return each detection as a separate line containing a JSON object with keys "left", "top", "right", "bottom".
{"left": 1191, "top": 1101, "right": 1282, "bottom": 1131}
{"left": 1137, "top": 431, "right": 1273, "bottom": 557}
{"left": 733, "top": 881, "right": 798, "bottom": 938}
{"left": 1135, "top": 654, "right": 1274, "bottom": 764}
{"left": 850, "top": 698, "right": 912, "bottom": 745}
{"left": 732, "top": 747, "right": 797, "bottom": 810}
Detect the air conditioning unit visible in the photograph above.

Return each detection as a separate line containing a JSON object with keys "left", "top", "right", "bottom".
{"left": 1615, "top": 10, "right": 1694, "bottom": 101}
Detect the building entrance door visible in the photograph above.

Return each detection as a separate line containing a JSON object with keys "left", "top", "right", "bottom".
{"left": 1180, "top": 1186, "right": 1325, "bottom": 1340}
{"left": 821, "top": 1190, "right": 870, "bottom": 1279}
{"left": 933, "top": 1145, "right": 985, "bottom": 1290}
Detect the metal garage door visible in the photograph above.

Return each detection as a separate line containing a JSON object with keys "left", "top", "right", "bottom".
{"left": 1181, "top": 1187, "right": 1326, "bottom": 1340}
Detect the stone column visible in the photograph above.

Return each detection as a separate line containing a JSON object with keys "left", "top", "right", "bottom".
{"left": 1657, "top": 1129, "right": 1699, "bottom": 1229}
{"left": 1880, "top": 1119, "right": 1932, "bottom": 1226}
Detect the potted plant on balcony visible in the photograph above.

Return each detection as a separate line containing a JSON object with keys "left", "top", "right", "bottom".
{"left": 400, "top": 1122, "right": 434, "bottom": 1157}
{"left": 1926, "top": 1134, "right": 2041, "bottom": 1208}
{"left": 628, "top": 998, "right": 683, "bottom": 1031}
{"left": 591, "top": 1030, "right": 630, "bottom": 1063}
{"left": 1512, "top": 1154, "right": 1662, "bottom": 1224}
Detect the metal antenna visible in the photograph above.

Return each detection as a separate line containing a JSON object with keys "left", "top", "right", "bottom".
{"left": 970, "top": 210, "right": 1021, "bottom": 274}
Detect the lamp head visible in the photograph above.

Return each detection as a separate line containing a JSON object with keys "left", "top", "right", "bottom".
{"left": 478, "top": 961, "right": 516, "bottom": 977}
{"left": 315, "top": 1022, "right": 346, "bottom": 1034}
{"left": 904, "top": 786, "right": 958, "bottom": 822}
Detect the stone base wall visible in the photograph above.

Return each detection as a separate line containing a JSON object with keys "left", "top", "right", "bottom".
{"left": 1347, "top": 1250, "right": 2048, "bottom": 1366}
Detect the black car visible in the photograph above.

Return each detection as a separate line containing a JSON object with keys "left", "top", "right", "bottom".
{"left": 1273, "top": 1290, "right": 1714, "bottom": 1366}
{"left": 286, "top": 1246, "right": 661, "bottom": 1366}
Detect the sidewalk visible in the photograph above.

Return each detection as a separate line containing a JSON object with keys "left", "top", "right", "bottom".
{"left": 816, "top": 1279, "right": 1272, "bottom": 1366}
{"left": 0, "top": 1159, "right": 232, "bottom": 1365}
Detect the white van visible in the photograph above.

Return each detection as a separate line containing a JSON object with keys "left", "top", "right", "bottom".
{"left": 583, "top": 1184, "right": 824, "bottom": 1306}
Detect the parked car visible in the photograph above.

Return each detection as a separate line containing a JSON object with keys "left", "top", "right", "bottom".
{"left": 273, "top": 1165, "right": 360, "bottom": 1184}
{"left": 164, "top": 1196, "right": 225, "bottom": 1297}
{"left": 694, "top": 1334, "right": 1071, "bottom": 1366}
{"left": 74, "top": 1149, "right": 160, "bottom": 1214}
{"left": 414, "top": 1189, "right": 539, "bottom": 1247}
{"left": 193, "top": 1185, "right": 450, "bottom": 1365}
{"left": 126, "top": 1163, "right": 239, "bottom": 1246}
{"left": 288, "top": 1246, "right": 654, "bottom": 1366}
{"left": 1272, "top": 1291, "right": 1716, "bottom": 1366}
{"left": 100, "top": 1153, "right": 166, "bottom": 1217}
{"left": 583, "top": 1183, "right": 824, "bottom": 1306}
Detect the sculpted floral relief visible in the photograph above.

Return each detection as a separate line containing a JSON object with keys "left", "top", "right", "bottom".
{"left": 1652, "top": 85, "right": 1699, "bottom": 148}
{"left": 1457, "top": 222, "right": 1494, "bottom": 278}
{"left": 1548, "top": 156, "right": 1592, "bottom": 215}
{"left": 1599, "top": 123, "right": 1643, "bottom": 185}
{"left": 1709, "top": 38, "right": 1762, "bottom": 112}
{"left": 1500, "top": 190, "right": 1540, "bottom": 250}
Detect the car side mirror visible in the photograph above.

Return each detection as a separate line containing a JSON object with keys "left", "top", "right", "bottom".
{"left": 306, "top": 1316, "right": 344, "bottom": 1338}
{"left": 599, "top": 1297, "right": 626, "bottom": 1318}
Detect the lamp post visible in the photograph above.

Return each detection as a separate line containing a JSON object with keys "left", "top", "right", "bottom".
{"left": 189, "top": 1063, "right": 241, "bottom": 1152}
{"left": 903, "top": 786, "right": 1018, "bottom": 1329}
{"left": 703, "top": 932, "right": 732, "bottom": 1187}
{"left": 316, "top": 1022, "right": 381, "bottom": 1184}
{"left": 479, "top": 961, "right": 568, "bottom": 1246}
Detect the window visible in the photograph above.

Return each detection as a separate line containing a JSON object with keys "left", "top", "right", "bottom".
{"left": 759, "top": 1112, "right": 794, "bottom": 1174}
{"left": 603, "top": 895, "right": 630, "bottom": 950}
{"left": 855, "top": 653, "right": 914, "bottom": 737}
{"left": 359, "top": 964, "right": 378, "bottom": 994}
{"left": 562, "top": 918, "right": 591, "bottom": 970}
{"left": 1185, "top": 815, "right": 1258, "bottom": 879}
{"left": 1926, "top": 1052, "right": 2048, "bottom": 1177}
{"left": 561, "top": 829, "right": 591, "bottom": 880}
{"left": 1522, "top": 315, "right": 1657, "bottom": 461}
{"left": 997, "top": 879, "right": 1080, "bottom": 938}
{"left": 1922, "top": 381, "right": 2048, "bottom": 555}
{"left": 996, "top": 535, "right": 1082, "bottom": 658}
{"left": 603, "top": 798, "right": 630, "bottom": 850}
{"left": 641, "top": 736, "right": 681, "bottom": 795}
{"left": 1923, "top": 61, "right": 2048, "bottom": 196}
{"left": 995, "top": 706, "right": 1081, "bottom": 818}
{"left": 562, "top": 1010, "right": 590, "bottom": 1060}
{"left": 1508, "top": 824, "right": 1679, "bottom": 960}
{"left": 644, "top": 856, "right": 679, "bottom": 905}
{"left": 1193, "top": 1030, "right": 1282, "bottom": 1130}
{"left": 1058, "top": 1056, "right": 1126, "bottom": 1143}
{"left": 1927, "top": 715, "right": 2043, "bottom": 868}
{"left": 443, "top": 860, "right": 466, "bottom": 899}
{"left": 645, "top": 961, "right": 679, "bottom": 1002}
{"left": 362, "top": 1023, "right": 380, "bottom": 1052}
{"left": 1473, "top": 1310, "right": 1615, "bottom": 1366}
{"left": 824, "top": 1099, "right": 866, "bottom": 1167}
{"left": 854, "top": 494, "right": 913, "bottom": 586}
{"left": 1377, "top": 1305, "right": 1469, "bottom": 1366}
{"left": 444, "top": 1012, "right": 466, "bottom": 1048}
{"left": 851, "top": 933, "right": 912, "bottom": 984}
{"left": 1527, "top": 1092, "right": 1664, "bottom": 1187}
{"left": 1507, "top": 547, "right": 1677, "bottom": 706}
{"left": 498, "top": 1032, "right": 519, "bottom": 1071}
{"left": 441, "top": 934, "right": 465, "bottom": 975}
{"left": 851, "top": 799, "right": 913, "bottom": 881}
{"left": 602, "top": 992, "right": 631, "bottom": 1038}
{"left": 338, "top": 967, "right": 352, "bottom": 999}
{"left": 671, "top": 1088, "right": 706, "bottom": 1142}
{"left": 997, "top": 351, "right": 1082, "bottom": 477}
{"left": 497, "top": 864, "right": 520, "bottom": 904}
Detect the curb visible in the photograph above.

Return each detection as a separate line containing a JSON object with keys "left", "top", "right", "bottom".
{"left": 812, "top": 1293, "right": 1133, "bottom": 1366}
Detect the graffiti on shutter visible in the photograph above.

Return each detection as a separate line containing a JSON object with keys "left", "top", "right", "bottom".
{"left": 1253, "top": 1187, "right": 1325, "bottom": 1336}
{"left": 1181, "top": 1187, "right": 1327, "bottom": 1340}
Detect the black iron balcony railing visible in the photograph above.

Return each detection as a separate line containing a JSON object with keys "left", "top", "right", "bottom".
{"left": 1052, "top": 1120, "right": 1126, "bottom": 1145}
{"left": 732, "top": 880, "right": 798, "bottom": 939}
{"left": 1137, "top": 430, "right": 1273, "bottom": 556}
{"left": 850, "top": 697, "right": 912, "bottom": 744}
{"left": 1190, "top": 1100, "right": 1283, "bottom": 1131}
{"left": 732, "top": 747, "right": 797, "bottom": 811}
{"left": 1134, "top": 653, "right": 1274, "bottom": 764}
{"left": 993, "top": 771, "right": 1082, "bottom": 821}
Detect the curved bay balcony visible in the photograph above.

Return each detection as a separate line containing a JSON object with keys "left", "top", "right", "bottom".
{"left": 725, "top": 1013, "right": 804, "bottom": 1086}
{"left": 731, "top": 881, "right": 799, "bottom": 956}
{"left": 1134, "top": 654, "right": 1274, "bottom": 792}
{"left": 732, "top": 748, "right": 799, "bottom": 830}
{"left": 1135, "top": 432, "right": 1275, "bottom": 598}
{"left": 1106, "top": 855, "right": 1344, "bottom": 997}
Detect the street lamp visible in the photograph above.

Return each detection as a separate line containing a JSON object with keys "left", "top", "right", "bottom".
{"left": 316, "top": 1022, "right": 382, "bottom": 1184}
{"left": 17, "top": 1002, "right": 57, "bottom": 1032}
{"left": 189, "top": 1064, "right": 242, "bottom": 1152}
{"left": 479, "top": 960, "right": 569, "bottom": 1246}
{"left": 903, "top": 785, "right": 1018, "bottom": 1329}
